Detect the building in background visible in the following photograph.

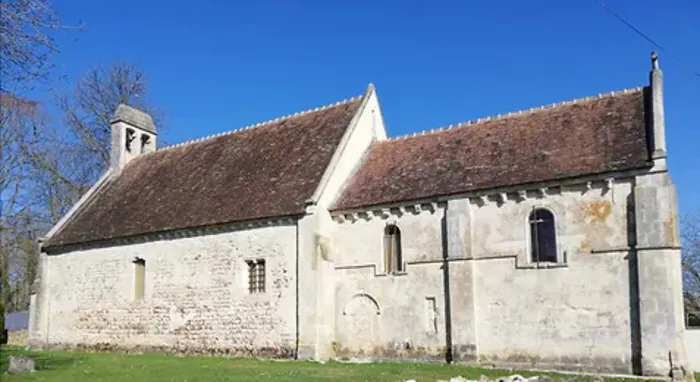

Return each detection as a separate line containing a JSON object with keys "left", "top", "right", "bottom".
{"left": 5, "top": 310, "right": 29, "bottom": 346}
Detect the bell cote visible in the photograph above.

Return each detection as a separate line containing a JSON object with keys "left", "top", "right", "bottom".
{"left": 110, "top": 104, "right": 157, "bottom": 172}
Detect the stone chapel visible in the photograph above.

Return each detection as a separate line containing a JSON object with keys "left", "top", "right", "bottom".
{"left": 28, "top": 54, "right": 691, "bottom": 378}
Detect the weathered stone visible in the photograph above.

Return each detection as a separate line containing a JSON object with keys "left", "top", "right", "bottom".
{"left": 7, "top": 356, "right": 36, "bottom": 374}
{"left": 28, "top": 58, "right": 693, "bottom": 378}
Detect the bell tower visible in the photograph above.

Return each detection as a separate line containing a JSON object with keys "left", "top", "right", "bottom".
{"left": 110, "top": 104, "right": 157, "bottom": 172}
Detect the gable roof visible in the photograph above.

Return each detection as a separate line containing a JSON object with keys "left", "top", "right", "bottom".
{"left": 44, "top": 96, "right": 364, "bottom": 249}
{"left": 332, "top": 87, "right": 652, "bottom": 211}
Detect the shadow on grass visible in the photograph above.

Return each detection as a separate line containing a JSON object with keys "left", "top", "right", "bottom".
{"left": 1, "top": 345, "right": 85, "bottom": 374}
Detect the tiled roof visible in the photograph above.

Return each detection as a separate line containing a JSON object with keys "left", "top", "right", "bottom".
{"left": 332, "top": 88, "right": 652, "bottom": 211}
{"left": 44, "top": 96, "right": 363, "bottom": 248}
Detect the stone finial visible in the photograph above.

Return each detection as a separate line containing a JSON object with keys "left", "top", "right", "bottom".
{"left": 649, "top": 51, "right": 667, "bottom": 163}
{"left": 112, "top": 104, "right": 156, "bottom": 134}
{"left": 651, "top": 51, "right": 659, "bottom": 70}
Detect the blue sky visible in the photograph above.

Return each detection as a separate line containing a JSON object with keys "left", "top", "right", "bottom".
{"left": 49, "top": 0, "right": 699, "bottom": 213}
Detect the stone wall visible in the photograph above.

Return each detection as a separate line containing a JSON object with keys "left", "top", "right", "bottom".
{"left": 329, "top": 179, "right": 641, "bottom": 372}
{"left": 8, "top": 330, "right": 28, "bottom": 346}
{"left": 470, "top": 180, "right": 636, "bottom": 373}
{"left": 473, "top": 255, "right": 633, "bottom": 372}
{"left": 35, "top": 222, "right": 297, "bottom": 356}
{"left": 686, "top": 330, "right": 700, "bottom": 372}
{"left": 295, "top": 84, "right": 387, "bottom": 360}
{"left": 331, "top": 205, "right": 449, "bottom": 360}
{"left": 29, "top": 169, "right": 688, "bottom": 376}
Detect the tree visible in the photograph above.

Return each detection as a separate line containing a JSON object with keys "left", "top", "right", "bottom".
{"left": 32, "top": 61, "right": 163, "bottom": 221}
{"left": 0, "top": 61, "right": 161, "bottom": 339}
{"left": 0, "top": 0, "right": 63, "bottom": 91}
{"left": 0, "top": 0, "right": 65, "bottom": 341}
{"left": 682, "top": 210, "right": 700, "bottom": 318}
{"left": 1, "top": 2, "right": 160, "bottom": 336}
{"left": 0, "top": 93, "right": 43, "bottom": 342}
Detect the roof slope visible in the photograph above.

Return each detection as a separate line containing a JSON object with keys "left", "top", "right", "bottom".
{"left": 45, "top": 97, "right": 363, "bottom": 248}
{"left": 333, "top": 88, "right": 651, "bottom": 211}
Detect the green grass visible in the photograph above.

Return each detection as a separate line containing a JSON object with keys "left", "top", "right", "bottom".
{"left": 0, "top": 345, "right": 685, "bottom": 382}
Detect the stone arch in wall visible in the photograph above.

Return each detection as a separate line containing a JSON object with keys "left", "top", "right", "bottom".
{"left": 337, "top": 293, "right": 381, "bottom": 355}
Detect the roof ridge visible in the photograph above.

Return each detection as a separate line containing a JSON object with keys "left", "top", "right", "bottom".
{"left": 153, "top": 93, "right": 364, "bottom": 153}
{"left": 385, "top": 86, "right": 644, "bottom": 142}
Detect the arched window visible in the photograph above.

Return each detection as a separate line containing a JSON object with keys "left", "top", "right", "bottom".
{"left": 529, "top": 208, "right": 557, "bottom": 263}
{"left": 384, "top": 224, "right": 403, "bottom": 273}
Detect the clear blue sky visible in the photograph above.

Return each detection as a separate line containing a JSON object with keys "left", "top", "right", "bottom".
{"left": 50, "top": 0, "right": 699, "bottom": 214}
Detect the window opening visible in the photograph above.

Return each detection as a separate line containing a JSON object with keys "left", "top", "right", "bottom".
{"left": 529, "top": 208, "right": 557, "bottom": 264}
{"left": 384, "top": 224, "right": 403, "bottom": 273}
{"left": 246, "top": 259, "right": 265, "bottom": 294}
{"left": 133, "top": 257, "right": 145, "bottom": 301}
{"left": 140, "top": 134, "right": 151, "bottom": 154}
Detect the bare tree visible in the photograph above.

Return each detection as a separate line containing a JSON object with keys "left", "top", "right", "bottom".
{"left": 0, "top": 0, "right": 64, "bottom": 91}
{"left": 54, "top": 61, "right": 163, "bottom": 184}
{"left": 0, "top": 62, "right": 160, "bottom": 336}
{"left": 0, "top": 93, "right": 42, "bottom": 340}
{"left": 682, "top": 211, "right": 700, "bottom": 315}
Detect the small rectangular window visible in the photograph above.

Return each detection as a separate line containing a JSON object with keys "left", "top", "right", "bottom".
{"left": 133, "top": 257, "right": 145, "bottom": 301}
{"left": 246, "top": 259, "right": 265, "bottom": 294}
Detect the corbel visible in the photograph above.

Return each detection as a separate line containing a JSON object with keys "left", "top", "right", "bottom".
{"left": 429, "top": 202, "right": 438, "bottom": 213}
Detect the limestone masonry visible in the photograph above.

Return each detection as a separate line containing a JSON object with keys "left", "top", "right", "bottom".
{"left": 28, "top": 54, "right": 693, "bottom": 379}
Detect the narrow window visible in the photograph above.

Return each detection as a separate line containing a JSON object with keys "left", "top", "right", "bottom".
{"left": 140, "top": 134, "right": 151, "bottom": 154}
{"left": 529, "top": 208, "right": 557, "bottom": 263}
{"left": 125, "top": 128, "right": 136, "bottom": 152}
{"left": 133, "top": 257, "right": 145, "bottom": 300}
{"left": 384, "top": 224, "right": 403, "bottom": 273}
{"left": 425, "top": 297, "right": 438, "bottom": 334}
{"left": 247, "top": 259, "right": 265, "bottom": 294}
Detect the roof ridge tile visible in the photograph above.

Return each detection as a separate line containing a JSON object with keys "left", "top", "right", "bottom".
{"left": 384, "top": 86, "right": 643, "bottom": 142}
{"left": 153, "top": 94, "right": 363, "bottom": 153}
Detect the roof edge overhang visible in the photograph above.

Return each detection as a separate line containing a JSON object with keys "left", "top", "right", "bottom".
{"left": 329, "top": 165, "right": 655, "bottom": 216}
{"left": 41, "top": 169, "right": 117, "bottom": 249}
{"left": 42, "top": 212, "right": 305, "bottom": 255}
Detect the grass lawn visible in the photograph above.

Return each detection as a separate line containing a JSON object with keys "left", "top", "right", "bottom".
{"left": 0, "top": 345, "right": 689, "bottom": 382}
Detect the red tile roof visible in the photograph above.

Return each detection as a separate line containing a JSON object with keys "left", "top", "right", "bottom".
{"left": 332, "top": 88, "right": 652, "bottom": 211}
{"left": 44, "top": 97, "right": 363, "bottom": 248}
